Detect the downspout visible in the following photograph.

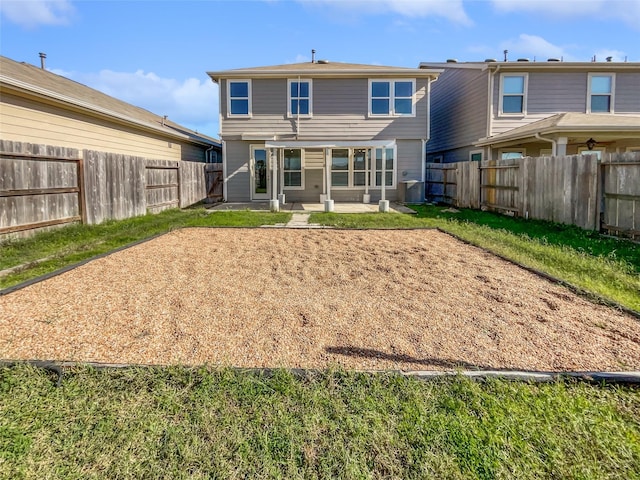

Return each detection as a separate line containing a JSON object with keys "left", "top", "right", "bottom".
{"left": 296, "top": 75, "right": 301, "bottom": 139}
{"left": 534, "top": 133, "right": 557, "bottom": 156}
{"left": 487, "top": 64, "right": 501, "bottom": 160}
{"left": 222, "top": 140, "right": 228, "bottom": 201}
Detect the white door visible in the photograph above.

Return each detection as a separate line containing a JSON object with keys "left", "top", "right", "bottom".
{"left": 251, "top": 147, "right": 270, "bottom": 200}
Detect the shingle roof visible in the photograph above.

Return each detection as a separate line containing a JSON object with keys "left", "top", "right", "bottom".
{"left": 208, "top": 61, "right": 441, "bottom": 79}
{"left": 475, "top": 112, "right": 640, "bottom": 146}
{"left": 0, "top": 55, "right": 219, "bottom": 145}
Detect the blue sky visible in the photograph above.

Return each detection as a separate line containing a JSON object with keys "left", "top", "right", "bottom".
{"left": 1, "top": 0, "right": 639, "bottom": 137}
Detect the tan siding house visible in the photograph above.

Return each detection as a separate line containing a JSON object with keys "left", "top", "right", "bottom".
{"left": 0, "top": 55, "right": 220, "bottom": 162}
{"left": 208, "top": 61, "right": 441, "bottom": 207}
{"left": 421, "top": 60, "right": 640, "bottom": 162}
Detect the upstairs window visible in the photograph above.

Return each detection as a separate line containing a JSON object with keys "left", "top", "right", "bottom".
{"left": 369, "top": 80, "right": 415, "bottom": 116}
{"left": 588, "top": 74, "right": 614, "bottom": 113}
{"left": 288, "top": 80, "right": 312, "bottom": 116}
{"left": 228, "top": 80, "right": 251, "bottom": 116}
{"left": 500, "top": 74, "right": 527, "bottom": 115}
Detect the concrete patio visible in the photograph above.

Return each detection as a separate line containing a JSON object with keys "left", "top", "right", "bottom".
{"left": 205, "top": 202, "right": 418, "bottom": 214}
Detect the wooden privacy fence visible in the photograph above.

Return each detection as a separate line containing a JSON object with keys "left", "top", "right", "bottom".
{"left": 1, "top": 142, "right": 208, "bottom": 238}
{"left": 426, "top": 152, "right": 640, "bottom": 238}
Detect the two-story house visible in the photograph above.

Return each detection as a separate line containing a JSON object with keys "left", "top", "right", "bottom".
{"left": 207, "top": 61, "right": 441, "bottom": 210}
{"left": 420, "top": 59, "right": 640, "bottom": 163}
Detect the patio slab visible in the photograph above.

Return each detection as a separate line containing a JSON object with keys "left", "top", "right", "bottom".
{"left": 206, "top": 202, "right": 417, "bottom": 214}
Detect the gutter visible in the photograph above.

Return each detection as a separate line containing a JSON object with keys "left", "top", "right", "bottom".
{"left": 535, "top": 133, "right": 557, "bottom": 155}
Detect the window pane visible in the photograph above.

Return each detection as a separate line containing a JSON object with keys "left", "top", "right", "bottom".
{"left": 290, "top": 82, "right": 299, "bottom": 97}
{"left": 284, "top": 149, "right": 301, "bottom": 170}
{"left": 375, "top": 172, "right": 381, "bottom": 186}
{"left": 591, "top": 95, "right": 611, "bottom": 112}
{"left": 231, "top": 99, "right": 249, "bottom": 115}
{"left": 353, "top": 172, "right": 366, "bottom": 186}
{"left": 291, "top": 100, "right": 298, "bottom": 115}
{"left": 503, "top": 76, "right": 524, "bottom": 94}
{"left": 471, "top": 153, "right": 482, "bottom": 161}
{"left": 591, "top": 76, "right": 612, "bottom": 94}
{"left": 285, "top": 172, "right": 302, "bottom": 187}
{"left": 230, "top": 82, "right": 248, "bottom": 97}
{"left": 353, "top": 149, "right": 367, "bottom": 170}
{"left": 331, "top": 149, "right": 349, "bottom": 170}
{"left": 375, "top": 148, "right": 383, "bottom": 169}
{"left": 395, "top": 81, "right": 413, "bottom": 97}
{"left": 502, "top": 96, "right": 523, "bottom": 113}
{"left": 395, "top": 98, "right": 412, "bottom": 114}
{"left": 254, "top": 149, "right": 267, "bottom": 161}
{"left": 372, "top": 98, "right": 390, "bottom": 114}
{"left": 385, "top": 148, "right": 394, "bottom": 170}
{"left": 371, "top": 81, "right": 390, "bottom": 97}
{"left": 297, "top": 99, "right": 309, "bottom": 114}
{"left": 332, "top": 172, "right": 349, "bottom": 186}
{"left": 385, "top": 172, "right": 393, "bottom": 186}
{"left": 299, "top": 82, "right": 309, "bottom": 97}
{"left": 501, "top": 151, "right": 523, "bottom": 159}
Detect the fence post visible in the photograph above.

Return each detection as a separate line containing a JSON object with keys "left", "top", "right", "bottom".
{"left": 521, "top": 157, "right": 528, "bottom": 219}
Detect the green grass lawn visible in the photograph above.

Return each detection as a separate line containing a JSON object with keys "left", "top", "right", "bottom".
{"left": 1, "top": 364, "right": 639, "bottom": 479}
{"left": 310, "top": 205, "right": 640, "bottom": 312}
{"left": 0, "top": 208, "right": 291, "bottom": 290}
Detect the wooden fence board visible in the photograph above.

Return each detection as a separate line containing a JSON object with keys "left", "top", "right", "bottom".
{"left": 425, "top": 152, "right": 638, "bottom": 235}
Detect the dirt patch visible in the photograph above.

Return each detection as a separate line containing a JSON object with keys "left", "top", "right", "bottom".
{"left": 1, "top": 228, "right": 638, "bottom": 371}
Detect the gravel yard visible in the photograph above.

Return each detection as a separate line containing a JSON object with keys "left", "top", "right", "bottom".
{"left": 1, "top": 228, "right": 639, "bottom": 372}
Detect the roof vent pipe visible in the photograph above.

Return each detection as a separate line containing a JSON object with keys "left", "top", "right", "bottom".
{"left": 311, "top": 49, "right": 316, "bottom": 63}
{"left": 39, "top": 52, "right": 46, "bottom": 69}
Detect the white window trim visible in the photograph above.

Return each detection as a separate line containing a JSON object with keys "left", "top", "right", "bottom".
{"left": 587, "top": 73, "right": 615, "bottom": 114}
{"left": 469, "top": 149, "right": 483, "bottom": 162}
{"left": 578, "top": 147, "right": 605, "bottom": 159}
{"left": 539, "top": 148, "right": 553, "bottom": 157}
{"left": 431, "top": 155, "right": 443, "bottom": 164}
{"left": 282, "top": 148, "right": 305, "bottom": 190}
{"left": 368, "top": 79, "right": 416, "bottom": 118}
{"left": 626, "top": 147, "right": 640, "bottom": 153}
{"left": 372, "top": 146, "right": 397, "bottom": 189}
{"left": 249, "top": 144, "right": 269, "bottom": 200}
{"left": 227, "top": 79, "right": 252, "bottom": 118}
{"left": 498, "top": 148, "right": 526, "bottom": 159}
{"left": 328, "top": 147, "right": 397, "bottom": 189}
{"left": 330, "top": 148, "right": 352, "bottom": 189}
{"left": 498, "top": 73, "right": 528, "bottom": 116}
{"left": 287, "top": 79, "right": 313, "bottom": 118}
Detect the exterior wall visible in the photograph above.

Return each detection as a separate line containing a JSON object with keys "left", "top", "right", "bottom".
{"left": 223, "top": 140, "right": 424, "bottom": 202}
{"left": 616, "top": 72, "right": 640, "bottom": 112}
{"left": 1, "top": 92, "right": 209, "bottom": 162}
{"left": 224, "top": 140, "right": 251, "bottom": 202}
{"left": 220, "top": 77, "right": 430, "bottom": 141}
{"left": 428, "top": 68, "right": 488, "bottom": 156}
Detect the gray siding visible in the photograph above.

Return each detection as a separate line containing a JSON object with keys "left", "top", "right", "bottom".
{"left": 397, "top": 139, "right": 423, "bottom": 182}
{"left": 221, "top": 77, "right": 430, "bottom": 140}
{"left": 428, "top": 68, "right": 488, "bottom": 154}
{"left": 616, "top": 72, "right": 640, "bottom": 112}
{"left": 527, "top": 72, "right": 587, "bottom": 113}
{"left": 225, "top": 140, "right": 251, "bottom": 202}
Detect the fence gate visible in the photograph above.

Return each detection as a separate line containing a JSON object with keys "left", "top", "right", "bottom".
{"left": 601, "top": 156, "right": 640, "bottom": 240}
{"left": 0, "top": 151, "right": 84, "bottom": 236}
{"left": 205, "top": 164, "right": 223, "bottom": 202}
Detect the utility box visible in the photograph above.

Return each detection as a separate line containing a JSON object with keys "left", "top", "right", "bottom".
{"left": 398, "top": 180, "right": 424, "bottom": 204}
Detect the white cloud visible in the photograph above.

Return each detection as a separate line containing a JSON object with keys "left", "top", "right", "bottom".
{"left": 55, "top": 69, "right": 219, "bottom": 137}
{"left": 500, "top": 34, "right": 572, "bottom": 61}
{"left": 491, "top": 0, "right": 640, "bottom": 28}
{"left": 0, "top": 0, "right": 75, "bottom": 28}
{"left": 297, "top": 0, "right": 472, "bottom": 25}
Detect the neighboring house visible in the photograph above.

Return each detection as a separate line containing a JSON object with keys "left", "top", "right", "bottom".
{"left": 0, "top": 55, "right": 221, "bottom": 162}
{"left": 207, "top": 60, "right": 441, "bottom": 206}
{"left": 420, "top": 59, "right": 640, "bottom": 163}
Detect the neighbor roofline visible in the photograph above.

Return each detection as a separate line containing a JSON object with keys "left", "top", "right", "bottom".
{"left": 207, "top": 68, "right": 443, "bottom": 82}
{"left": 1, "top": 75, "right": 218, "bottom": 146}
{"left": 474, "top": 125, "right": 640, "bottom": 146}
{"left": 420, "top": 61, "right": 640, "bottom": 72}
